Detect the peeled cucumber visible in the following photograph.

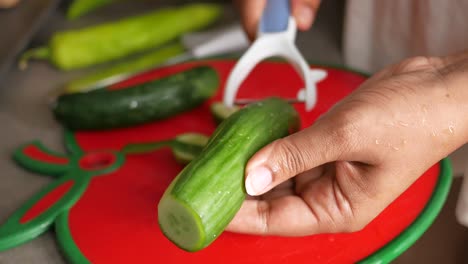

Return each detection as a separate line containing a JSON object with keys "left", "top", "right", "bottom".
{"left": 158, "top": 98, "right": 300, "bottom": 251}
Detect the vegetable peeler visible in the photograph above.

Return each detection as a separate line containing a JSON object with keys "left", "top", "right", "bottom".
{"left": 223, "top": 0, "right": 327, "bottom": 111}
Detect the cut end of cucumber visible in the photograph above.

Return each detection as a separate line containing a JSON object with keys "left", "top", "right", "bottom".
{"left": 210, "top": 102, "right": 240, "bottom": 125}
{"left": 158, "top": 194, "right": 205, "bottom": 252}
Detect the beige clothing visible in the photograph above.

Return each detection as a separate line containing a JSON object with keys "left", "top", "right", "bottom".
{"left": 343, "top": 0, "right": 468, "bottom": 73}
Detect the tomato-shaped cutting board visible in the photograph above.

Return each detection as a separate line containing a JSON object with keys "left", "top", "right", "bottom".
{"left": 0, "top": 60, "right": 452, "bottom": 264}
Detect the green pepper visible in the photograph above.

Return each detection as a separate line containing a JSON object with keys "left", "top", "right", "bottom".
{"left": 20, "top": 3, "right": 221, "bottom": 70}
{"left": 67, "top": 0, "right": 117, "bottom": 20}
{"left": 64, "top": 42, "right": 185, "bottom": 93}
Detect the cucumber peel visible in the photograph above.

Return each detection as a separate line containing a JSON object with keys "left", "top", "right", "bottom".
{"left": 171, "top": 133, "right": 209, "bottom": 165}
{"left": 122, "top": 133, "right": 209, "bottom": 165}
{"left": 210, "top": 102, "right": 240, "bottom": 124}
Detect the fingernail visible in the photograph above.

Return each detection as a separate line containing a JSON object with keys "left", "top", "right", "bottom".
{"left": 245, "top": 166, "right": 272, "bottom": 196}
{"left": 297, "top": 7, "right": 314, "bottom": 28}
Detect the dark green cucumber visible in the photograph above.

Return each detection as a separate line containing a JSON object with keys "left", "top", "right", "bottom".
{"left": 53, "top": 66, "right": 219, "bottom": 130}
{"left": 158, "top": 97, "right": 300, "bottom": 252}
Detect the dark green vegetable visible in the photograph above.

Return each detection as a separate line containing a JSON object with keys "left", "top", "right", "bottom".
{"left": 20, "top": 4, "right": 221, "bottom": 70}
{"left": 53, "top": 66, "right": 219, "bottom": 130}
{"left": 64, "top": 42, "right": 185, "bottom": 93}
{"left": 158, "top": 98, "right": 300, "bottom": 252}
{"left": 123, "top": 133, "right": 209, "bottom": 165}
{"left": 67, "top": 0, "right": 116, "bottom": 20}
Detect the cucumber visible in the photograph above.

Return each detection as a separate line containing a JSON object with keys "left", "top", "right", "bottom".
{"left": 122, "top": 133, "right": 209, "bottom": 165}
{"left": 158, "top": 97, "right": 300, "bottom": 252}
{"left": 53, "top": 66, "right": 219, "bottom": 130}
{"left": 210, "top": 101, "right": 240, "bottom": 124}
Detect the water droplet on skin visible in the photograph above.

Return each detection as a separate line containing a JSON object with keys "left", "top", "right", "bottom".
{"left": 421, "top": 104, "right": 428, "bottom": 113}
{"left": 385, "top": 121, "right": 395, "bottom": 127}
{"left": 449, "top": 125, "right": 455, "bottom": 134}
{"left": 375, "top": 139, "right": 380, "bottom": 145}
{"left": 392, "top": 146, "right": 400, "bottom": 151}
{"left": 398, "top": 121, "right": 409, "bottom": 127}
{"left": 421, "top": 118, "right": 427, "bottom": 126}
{"left": 402, "top": 140, "right": 407, "bottom": 145}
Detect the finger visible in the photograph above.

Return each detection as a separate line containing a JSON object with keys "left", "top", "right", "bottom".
{"left": 235, "top": 0, "right": 266, "bottom": 40}
{"left": 244, "top": 119, "right": 359, "bottom": 196}
{"left": 294, "top": 166, "right": 324, "bottom": 194}
{"left": 229, "top": 165, "right": 363, "bottom": 236}
{"left": 299, "top": 161, "right": 412, "bottom": 234}
{"left": 261, "top": 180, "right": 295, "bottom": 200}
{"left": 230, "top": 163, "right": 413, "bottom": 236}
{"left": 226, "top": 196, "right": 319, "bottom": 236}
{"left": 291, "top": 0, "right": 321, "bottom": 30}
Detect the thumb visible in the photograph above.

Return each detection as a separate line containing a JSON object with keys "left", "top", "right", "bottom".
{"left": 291, "top": 0, "right": 321, "bottom": 30}
{"left": 245, "top": 120, "right": 354, "bottom": 196}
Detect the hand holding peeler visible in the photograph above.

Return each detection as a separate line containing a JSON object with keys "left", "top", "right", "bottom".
{"left": 223, "top": 0, "right": 327, "bottom": 111}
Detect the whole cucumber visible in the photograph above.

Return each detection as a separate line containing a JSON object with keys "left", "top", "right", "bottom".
{"left": 158, "top": 98, "right": 300, "bottom": 252}
{"left": 53, "top": 66, "right": 219, "bottom": 130}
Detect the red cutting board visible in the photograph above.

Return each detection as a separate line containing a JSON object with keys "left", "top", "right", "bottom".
{"left": 1, "top": 60, "right": 449, "bottom": 264}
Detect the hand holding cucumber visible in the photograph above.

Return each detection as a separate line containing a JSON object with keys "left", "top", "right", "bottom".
{"left": 227, "top": 56, "right": 468, "bottom": 236}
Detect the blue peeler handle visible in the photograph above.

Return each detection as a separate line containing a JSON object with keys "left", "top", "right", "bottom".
{"left": 259, "top": 0, "right": 291, "bottom": 33}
